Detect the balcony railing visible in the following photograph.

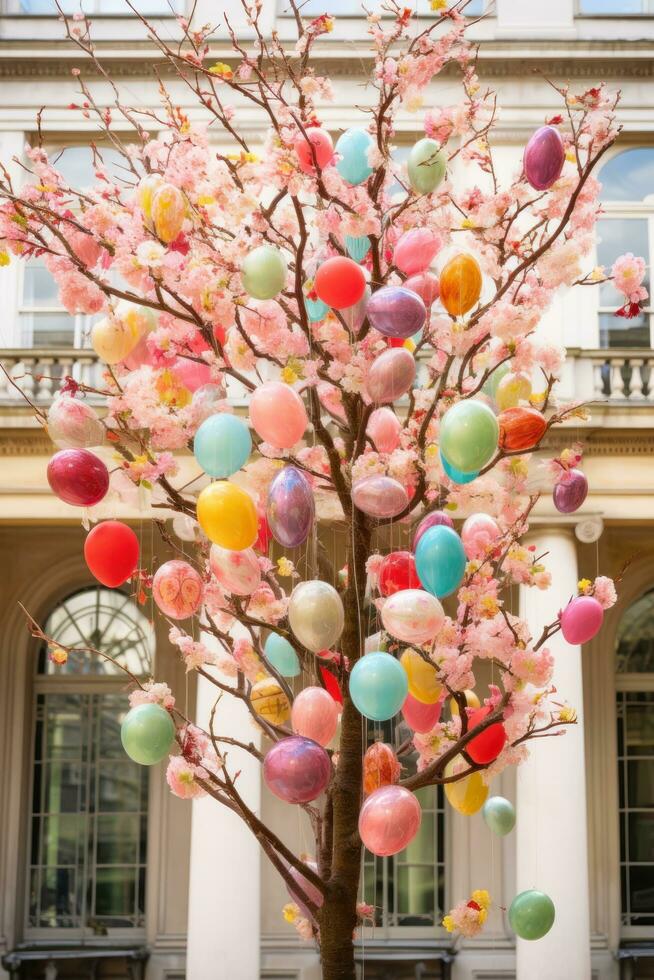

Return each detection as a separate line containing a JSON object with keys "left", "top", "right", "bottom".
{"left": 0, "top": 348, "right": 103, "bottom": 405}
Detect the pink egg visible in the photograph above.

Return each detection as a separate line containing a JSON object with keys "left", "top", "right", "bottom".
{"left": 401, "top": 692, "right": 443, "bottom": 733}
{"left": 367, "top": 407, "right": 401, "bottom": 454}
{"left": 291, "top": 687, "right": 340, "bottom": 747}
{"left": 249, "top": 381, "right": 308, "bottom": 449}
{"left": 210, "top": 544, "right": 261, "bottom": 596}
{"left": 286, "top": 859, "right": 323, "bottom": 920}
{"left": 560, "top": 596, "right": 604, "bottom": 645}
{"left": 393, "top": 228, "right": 442, "bottom": 276}
{"left": 352, "top": 476, "right": 408, "bottom": 519}
{"left": 152, "top": 560, "right": 204, "bottom": 620}
{"left": 404, "top": 272, "right": 440, "bottom": 307}
{"left": 461, "top": 513, "right": 501, "bottom": 560}
{"left": 294, "top": 127, "right": 334, "bottom": 174}
{"left": 358, "top": 785, "right": 422, "bottom": 856}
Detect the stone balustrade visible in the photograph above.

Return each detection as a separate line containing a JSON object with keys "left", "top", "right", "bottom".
{"left": 0, "top": 348, "right": 104, "bottom": 405}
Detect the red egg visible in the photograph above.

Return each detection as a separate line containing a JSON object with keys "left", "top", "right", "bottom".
{"left": 498, "top": 406, "right": 547, "bottom": 452}
{"left": 255, "top": 511, "right": 273, "bottom": 553}
{"left": 294, "top": 127, "right": 334, "bottom": 174}
{"left": 466, "top": 706, "right": 507, "bottom": 764}
{"left": 378, "top": 551, "right": 421, "bottom": 597}
{"left": 47, "top": 449, "right": 109, "bottom": 507}
{"left": 314, "top": 257, "right": 367, "bottom": 310}
{"left": 320, "top": 663, "right": 343, "bottom": 704}
{"left": 84, "top": 520, "right": 140, "bottom": 588}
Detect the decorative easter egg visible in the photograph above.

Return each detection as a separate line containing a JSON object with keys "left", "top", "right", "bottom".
{"left": 335, "top": 128, "right": 374, "bottom": 185}
{"left": 358, "top": 785, "right": 421, "bottom": 856}
{"left": 255, "top": 510, "right": 273, "bottom": 553}
{"left": 439, "top": 253, "right": 482, "bottom": 317}
{"left": 264, "top": 632, "right": 301, "bottom": 678}
{"left": 404, "top": 272, "right": 440, "bottom": 308}
{"left": 444, "top": 757, "right": 488, "bottom": 815}
{"left": 191, "top": 382, "right": 227, "bottom": 420}
{"left": 498, "top": 406, "right": 547, "bottom": 452}
{"left": 294, "top": 126, "right": 334, "bottom": 174}
{"left": 482, "top": 796, "right": 516, "bottom": 836}
{"left": 170, "top": 357, "right": 212, "bottom": 393}
{"left": 152, "top": 560, "right": 204, "bottom": 620}
{"left": 305, "top": 294, "right": 330, "bottom": 322}
{"left": 344, "top": 235, "right": 371, "bottom": 262}
{"left": 366, "top": 347, "right": 416, "bottom": 404}
{"left": 263, "top": 736, "right": 331, "bottom": 803}
{"left": 251, "top": 677, "right": 291, "bottom": 726}
{"left": 467, "top": 706, "right": 507, "bottom": 764}
{"left": 136, "top": 173, "right": 163, "bottom": 219}
{"left": 496, "top": 371, "right": 532, "bottom": 411}
{"left": 482, "top": 361, "right": 511, "bottom": 402}
{"left": 408, "top": 138, "right": 447, "bottom": 195}
{"left": 440, "top": 451, "right": 479, "bottom": 485}
{"left": 415, "top": 525, "right": 467, "bottom": 599}
{"left": 249, "top": 381, "right": 308, "bottom": 449}
{"left": 121, "top": 703, "right": 175, "bottom": 766}
{"left": 210, "top": 544, "right": 261, "bottom": 596}
{"left": 413, "top": 511, "right": 454, "bottom": 550}
{"left": 193, "top": 413, "right": 252, "bottom": 479}
{"left": 553, "top": 469, "right": 588, "bottom": 514}
{"left": 394, "top": 228, "right": 442, "bottom": 276}
{"left": 382, "top": 591, "right": 444, "bottom": 646}
{"left": 84, "top": 521, "right": 139, "bottom": 588}
{"left": 363, "top": 742, "right": 401, "bottom": 796}
{"left": 524, "top": 125, "right": 565, "bottom": 191}
{"left": 440, "top": 400, "right": 499, "bottom": 474}
{"left": 47, "top": 448, "right": 109, "bottom": 507}
{"left": 47, "top": 397, "right": 104, "bottom": 449}
{"left": 378, "top": 551, "right": 421, "bottom": 597}
{"left": 292, "top": 687, "right": 340, "bottom": 746}
{"left": 288, "top": 581, "right": 345, "bottom": 653}
{"left": 315, "top": 256, "right": 366, "bottom": 310}
{"left": 241, "top": 245, "right": 287, "bottom": 300}
{"left": 151, "top": 183, "right": 185, "bottom": 243}
{"left": 320, "top": 663, "right": 343, "bottom": 705}
{"left": 196, "top": 481, "right": 258, "bottom": 550}
{"left": 461, "top": 513, "right": 501, "bottom": 560}
{"left": 367, "top": 408, "right": 401, "bottom": 454}
{"left": 449, "top": 689, "right": 481, "bottom": 716}
{"left": 509, "top": 890, "right": 556, "bottom": 941}
{"left": 286, "top": 859, "right": 323, "bottom": 920}
{"left": 400, "top": 648, "right": 442, "bottom": 704}
{"left": 349, "top": 651, "right": 408, "bottom": 721}
{"left": 366, "top": 286, "right": 426, "bottom": 339}
{"left": 91, "top": 314, "right": 140, "bottom": 365}
{"left": 341, "top": 284, "right": 371, "bottom": 333}
{"left": 267, "top": 465, "right": 315, "bottom": 549}
{"left": 560, "top": 595, "right": 604, "bottom": 645}
{"left": 317, "top": 381, "right": 346, "bottom": 422}
{"left": 401, "top": 692, "right": 442, "bottom": 733}
{"left": 352, "top": 476, "right": 408, "bottom": 519}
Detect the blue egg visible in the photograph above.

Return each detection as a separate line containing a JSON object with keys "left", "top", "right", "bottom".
{"left": 482, "top": 796, "right": 516, "bottom": 836}
{"left": 194, "top": 413, "right": 252, "bottom": 479}
{"left": 344, "top": 235, "right": 371, "bottom": 262}
{"left": 305, "top": 296, "right": 329, "bottom": 323}
{"left": 415, "top": 524, "right": 467, "bottom": 599}
{"left": 264, "top": 632, "right": 301, "bottom": 678}
{"left": 440, "top": 450, "right": 479, "bottom": 486}
{"left": 349, "top": 651, "right": 408, "bottom": 721}
{"left": 335, "top": 129, "right": 374, "bottom": 186}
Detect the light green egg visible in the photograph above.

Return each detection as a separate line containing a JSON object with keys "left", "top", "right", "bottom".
{"left": 241, "top": 244, "right": 287, "bottom": 300}
{"left": 408, "top": 138, "right": 447, "bottom": 196}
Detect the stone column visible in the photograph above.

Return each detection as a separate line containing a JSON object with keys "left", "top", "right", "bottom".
{"left": 516, "top": 527, "right": 591, "bottom": 980}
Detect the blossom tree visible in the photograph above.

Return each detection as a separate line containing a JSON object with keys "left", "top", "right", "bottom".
{"left": 0, "top": 1, "right": 645, "bottom": 976}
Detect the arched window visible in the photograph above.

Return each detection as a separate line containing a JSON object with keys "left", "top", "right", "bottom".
{"left": 26, "top": 587, "right": 154, "bottom": 935}
{"left": 616, "top": 589, "right": 654, "bottom": 932}
{"left": 597, "top": 147, "right": 654, "bottom": 349}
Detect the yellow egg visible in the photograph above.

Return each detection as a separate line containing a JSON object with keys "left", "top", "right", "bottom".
{"left": 91, "top": 315, "right": 140, "bottom": 365}
{"left": 151, "top": 183, "right": 186, "bottom": 244}
{"left": 136, "top": 173, "right": 163, "bottom": 220}
{"left": 400, "top": 648, "right": 442, "bottom": 705}
{"left": 449, "top": 689, "right": 481, "bottom": 717}
{"left": 443, "top": 756, "right": 488, "bottom": 815}
{"left": 439, "top": 253, "right": 482, "bottom": 317}
{"left": 197, "top": 481, "right": 258, "bottom": 550}
{"left": 251, "top": 678, "right": 291, "bottom": 726}
{"left": 495, "top": 372, "right": 532, "bottom": 411}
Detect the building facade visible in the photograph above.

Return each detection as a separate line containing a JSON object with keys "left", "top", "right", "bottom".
{"left": 1, "top": 1, "right": 654, "bottom": 978}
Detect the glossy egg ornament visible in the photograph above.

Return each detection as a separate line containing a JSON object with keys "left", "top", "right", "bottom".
{"left": 294, "top": 126, "right": 334, "bottom": 174}
{"left": 440, "top": 451, "right": 479, "bottom": 486}
{"left": 249, "top": 381, "right": 308, "bottom": 449}
{"left": 241, "top": 245, "right": 287, "bottom": 300}
{"left": 151, "top": 183, "right": 185, "bottom": 243}
{"left": 412, "top": 511, "right": 454, "bottom": 550}
{"left": 352, "top": 476, "right": 408, "bottom": 519}
{"left": 404, "top": 272, "right": 440, "bottom": 308}
{"left": 251, "top": 677, "right": 291, "bottom": 726}
{"left": 366, "top": 347, "right": 416, "bottom": 404}
{"left": 482, "top": 796, "right": 516, "bottom": 836}
{"left": 291, "top": 687, "right": 340, "bottom": 747}
{"left": 524, "top": 125, "right": 565, "bottom": 191}
{"left": 91, "top": 313, "right": 140, "bottom": 365}
{"left": 288, "top": 580, "right": 344, "bottom": 653}
{"left": 495, "top": 371, "right": 532, "bottom": 411}
{"left": 305, "top": 294, "right": 329, "bottom": 323}
{"left": 84, "top": 521, "right": 139, "bottom": 588}
{"left": 341, "top": 284, "right": 371, "bottom": 334}
{"left": 359, "top": 785, "right": 422, "bottom": 857}
{"left": 399, "top": 648, "right": 442, "bottom": 704}
{"left": 193, "top": 413, "right": 252, "bottom": 479}
{"left": 344, "top": 235, "right": 371, "bottom": 263}
{"left": 553, "top": 468, "right": 588, "bottom": 514}
{"left": 407, "top": 138, "right": 447, "bottom": 195}
{"left": 47, "top": 397, "right": 104, "bottom": 449}
{"left": 121, "top": 703, "right": 175, "bottom": 766}
{"left": 444, "top": 757, "right": 488, "bottom": 815}
{"left": 263, "top": 735, "right": 331, "bottom": 804}
{"left": 394, "top": 228, "right": 442, "bottom": 277}
{"left": 363, "top": 742, "right": 401, "bottom": 797}
{"left": 440, "top": 399, "right": 499, "bottom": 474}
{"left": 152, "top": 560, "right": 204, "bottom": 620}
{"left": 335, "top": 127, "right": 374, "bottom": 185}
{"left": 210, "top": 544, "right": 261, "bottom": 596}
{"left": 498, "top": 406, "right": 547, "bottom": 452}
{"left": 560, "top": 595, "right": 604, "bottom": 645}
{"left": 267, "top": 465, "right": 315, "bottom": 549}
{"left": 439, "top": 253, "right": 482, "bottom": 317}
{"left": 401, "top": 692, "right": 442, "bottom": 733}
{"left": 366, "top": 286, "right": 426, "bottom": 339}
{"left": 47, "top": 448, "right": 109, "bottom": 507}
{"left": 367, "top": 408, "right": 402, "bottom": 454}
{"left": 314, "top": 256, "right": 367, "bottom": 310}
{"left": 378, "top": 551, "right": 421, "bottom": 597}
{"left": 449, "top": 689, "right": 481, "bottom": 716}
{"left": 461, "top": 513, "right": 501, "bottom": 560}
{"left": 349, "top": 651, "right": 409, "bottom": 722}
{"left": 264, "top": 632, "right": 301, "bottom": 678}
{"left": 466, "top": 706, "right": 507, "bottom": 764}
{"left": 196, "top": 481, "right": 258, "bottom": 551}
{"left": 509, "top": 890, "right": 556, "bottom": 941}
{"left": 382, "top": 591, "right": 444, "bottom": 646}
{"left": 415, "top": 525, "right": 467, "bottom": 599}
{"left": 286, "top": 860, "right": 323, "bottom": 921}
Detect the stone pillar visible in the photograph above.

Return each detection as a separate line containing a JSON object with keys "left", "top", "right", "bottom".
{"left": 186, "top": 632, "right": 262, "bottom": 980}
{"left": 0, "top": 132, "right": 26, "bottom": 347}
{"left": 516, "top": 527, "right": 591, "bottom": 980}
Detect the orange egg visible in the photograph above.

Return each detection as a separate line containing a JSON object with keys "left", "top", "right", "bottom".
{"left": 439, "top": 254, "right": 482, "bottom": 317}
{"left": 363, "top": 742, "right": 401, "bottom": 796}
{"left": 498, "top": 406, "right": 547, "bottom": 452}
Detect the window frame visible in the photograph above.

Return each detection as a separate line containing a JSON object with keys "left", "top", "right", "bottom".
{"left": 276, "top": 0, "right": 487, "bottom": 19}
{"left": 14, "top": 0, "right": 183, "bottom": 18}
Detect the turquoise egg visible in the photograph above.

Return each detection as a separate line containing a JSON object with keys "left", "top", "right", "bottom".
{"left": 440, "top": 450, "right": 479, "bottom": 485}
{"left": 305, "top": 296, "right": 329, "bottom": 322}
{"left": 336, "top": 129, "right": 374, "bottom": 186}
{"left": 415, "top": 524, "right": 467, "bottom": 599}
{"left": 264, "top": 632, "right": 301, "bottom": 678}
{"left": 349, "top": 651, "right": 408, "bottom": 721}
{"left": 121, "top": 703, "right": 175, "bottom": 766}
{"left": 344, "top": 235, "right": 371, "bottom": 262}
{"left": 194, "top": 413, "right": 252, "bottom": 479}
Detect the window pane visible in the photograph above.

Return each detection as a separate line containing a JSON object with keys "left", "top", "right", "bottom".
{"left": 617, "top": 593, "right": 654, "bottom": 672}
{"left": 628, "top": 760, "right": 654, "bottom": 807}
{"left": 279, "top": 0, "right": 483, "bottom": 14}
{"left": 22, "top": 262, "right": 60, "bottom": 306}
{"left": 629, "top": 813, "right": 654, "bottom": 862}
{"left": 600, "top": 148, "right": 654, "bottom": 202}
{"left": 19, "top": 312, "right": 76, "bottom": 349}
{"left": 626, "top": 704, "right": 654, "bottom": 756}
{"left": 95, "top": 867, "right": 136, "bottom": 917}
{"left": 96, "top": 815, "right": 139, "bottom": 864}
{"left": 629, "top": 866, "right": 654, "bottom": 920}
{"left": 20, "top": 0, "right": 177, "bottom": 15}
{"left": 397, "top": 865, "right": 435, "bottom": 923}
{"left": 597, "top": 217, "right": 650, "bottom": 348}
{"left": 580, "top": 0, "right": 647, "bottom": 12}
{"left": 98, "top": 763, "right": 145, "bottom": 813}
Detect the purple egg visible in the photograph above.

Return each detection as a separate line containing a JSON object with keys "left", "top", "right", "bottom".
{"left": 524, "top": 126, "right": 565, "bottom": 191}
{"left": 366, "top": 286, "right": 426, "bottom": 340}
{"left": 267, "top": 465, "right": 315, "bottom": 549}
{"left": 366, "top": 348, "right": 416, "bottom": 404}
{"left": 553, "top": 469, "right": 588, "bottom": 514}
{"left": 353, "top": 476, "right": 409, "bottom": 519}
{"left": 47, "top": 448, "right": 109, "bottom": 507}
{"left": 412, "top": 510, "right": 455, "bottom": 551}
{"left": 263, "top": 735, "right": 331, "bottom": 803}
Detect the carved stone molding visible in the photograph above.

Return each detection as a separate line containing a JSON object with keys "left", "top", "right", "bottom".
{"left": 0, "top": 431, "right": 53, "bottom": 455}
{"left": 543, "top": 429, "right": 654, "bottom": 456}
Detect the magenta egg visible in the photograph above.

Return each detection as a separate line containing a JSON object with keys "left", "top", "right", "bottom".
{"left": 267, "top": 465, "right": 315, "bottom": 549}
{"left": 47, "top": 448, "right": 109, "bottom": 507}
{"left": 352, "top": 476, "right": 409, "bottom": 519}
{"left": 553, "top": 469, "right": 588, "bottom": 514}
{"left": 461, "top": 513, "right": 501, "bottom": 560}
{"left": 401, "top": 692, "right": 442, "bottom": 733}
{"left": 263, "top": 736, "right": 332, "bottom": 804}
{"left": 152, "top": 559, "right": 204, "bottom": 620}
{"left": 367, "top": 408, "right": 401, "bottom": 454}
{"left": 366, "top": 348, "right": 416, "bottom": 404}
{"left": 412, "top": 511, "right": 454, "bottom": 551}
{"left": 358, "top": 785, "right": 422, "bottom": 856}
{"left": 286, "top": 859, "right": 324, "bottom": 920}
{"left": 291, "top": 687, "right": 340, "bottom": 746}
{"left": 404, "top": 272, "right": 440, "bottom": 308}
{"left": 393, "top": 228, "right": 442, "bottom": 276}
{"left": 560, "top": 595, "right": 604, "bottom": 645}
{"left": 366, "top": 286, "right": 426, "bottom": 340}
{"left": 524, "top": 125, "right": 565, "bottom": 191}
